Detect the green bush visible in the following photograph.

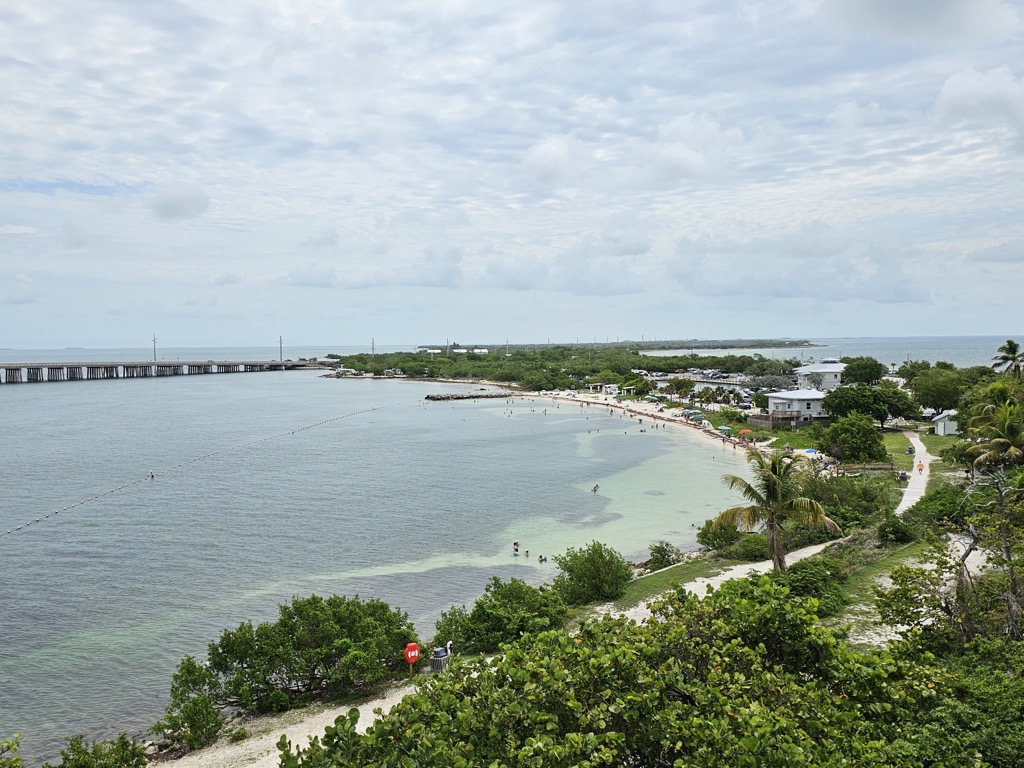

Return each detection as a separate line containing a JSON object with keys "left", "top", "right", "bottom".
{"left": 464, "top": 577, "right": 568, "bottom": 653}
{"left": 279, "top": 578, "right": 977, "bottom": 767}
{"left": 42, "top": 734, "right": 147, "bottom": 768}
{"left": 802, "top": 474, "right": 900, "bottom": 530}
{"left": 646, "top": 540, "right": 684, "bottom": 571}
{"left": 719, "top": 532, "right": 771, "bottom": 562}
{"left": 931, "top": 639, "right": 1024, "bottom": 767}
{"left": 780, "top": 523, "right": 837, "bottom": 551}
{"left": 158, "top": 594, "right": 418, "bottom": 751}
{"left": 228, "top": 728, "right": 249, "bottom": 743}
{"left": 153, "top": 655, "right": 223, "bottom": 750}
{"left": 772, "top": 556, "right": 848, "bottom": 617}
{"left": 430, "top": 604, "right": 471, "bottom": 652}
{"left": 877, "top": 512, "right": 916, "bottom": 544}
{"left": 1, "top": 735, "right": 22, "bottom": 768}
{"left": 552, "top": 541, "right": 633, "bottom": 605}
{"left": 901, "top": 482, "right": 971, "bottom": 530}
{"left": 695, "top": 518, "right": 741, "bottom": 550}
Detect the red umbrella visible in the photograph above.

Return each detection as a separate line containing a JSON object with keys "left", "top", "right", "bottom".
{"left": 738, "top": 429, "right": 752, "bottom": 435}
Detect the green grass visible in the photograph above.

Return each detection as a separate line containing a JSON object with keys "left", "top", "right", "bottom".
{"left": 612, "top": 556, "right": 742, "bottom": 611}
{"left": 916, "top": 428, "right": 969, "bottom": 491}
{"left": 838, "top": 539, "right": 930, "bottom": 605}
{"left": 882, "top": 430, "right": 914, "bottom": 471}
{"left": 821, "top": 538, "right": 931, "bottom": 641}
{"left": 918, "top": 430, "right": 958, "bottom": 457}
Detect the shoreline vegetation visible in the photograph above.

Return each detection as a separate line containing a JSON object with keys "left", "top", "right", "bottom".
{"left": 413, "top": 338, "right": 819, "bottom": 352}
{"left": 16, "top": 339, "right": 1024, "bottom": 767}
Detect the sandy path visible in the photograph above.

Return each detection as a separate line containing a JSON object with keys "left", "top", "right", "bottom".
{"left": 168, "top": 684, "right": 414, "bottom": 768}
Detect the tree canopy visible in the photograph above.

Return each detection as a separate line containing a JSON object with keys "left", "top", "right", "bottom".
{"left": 909, "top": 366, "right": 967, "bottom": 413}
{"left": 840, "top": 356, "right": 887, "bottom": 385}
{"left": 279, "top": 579, "right": 978, "bottom": 768}
{"left": 992, "top": 338, "right": 1024, "bottom": 380}
{"left": 818, "top": 412, "right": 887, "bottom": 463}
{"left": 822, "top": 383, "right": 918, "bottom": 428}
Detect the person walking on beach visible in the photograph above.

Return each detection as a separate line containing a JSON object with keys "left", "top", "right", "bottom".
{"left": 917, "top": 461, "right": 924, "bottom": 475}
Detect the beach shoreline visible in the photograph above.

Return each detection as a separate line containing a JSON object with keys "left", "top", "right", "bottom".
{"left": 158, "top": 386, "right": 757, "bottom": 768}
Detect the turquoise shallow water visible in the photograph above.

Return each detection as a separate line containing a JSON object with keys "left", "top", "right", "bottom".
{"left": 0, "top": 367, "right": 748, "bottom": 764}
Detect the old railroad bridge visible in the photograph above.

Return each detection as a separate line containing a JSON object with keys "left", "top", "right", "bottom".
{"left": 0, "top": 359, "right": 309, "bottom": 384}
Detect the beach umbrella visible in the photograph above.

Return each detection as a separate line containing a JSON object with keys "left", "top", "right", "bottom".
{"left": 717, "top": 425, "right": 732, "bottom": 431}
{"left": 738, "top": 428, "right": 752, "bottom": 435}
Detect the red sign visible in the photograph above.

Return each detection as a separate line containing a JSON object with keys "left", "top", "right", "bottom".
{"left": 404, "top": 643, "right": 420, "bottom": 665}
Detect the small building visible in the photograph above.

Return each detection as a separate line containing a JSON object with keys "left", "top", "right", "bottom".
{"left": 472, "top": 348, "right": 489, "bottom": 354}
{"left": 933, "top": 410, "right": 959, "bottom": 436}
{"left": 794, "top": 358, "right": 846, "bottom": 391}
{"left": 766, "top": 389, "right": 827, "bottom": 421}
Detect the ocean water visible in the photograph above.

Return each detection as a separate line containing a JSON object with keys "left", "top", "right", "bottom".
{"left": 0, "top": 364, "right": 748, "bottom": 765}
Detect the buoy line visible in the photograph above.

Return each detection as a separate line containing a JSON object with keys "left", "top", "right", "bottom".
{"left": 0, "top": 399, "right": 424, "bottom": 539}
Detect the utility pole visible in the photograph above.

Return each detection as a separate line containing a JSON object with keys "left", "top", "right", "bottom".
{"left": 279, "top": 335, "right": 283, "bottom": 362}
{"left": 152, "top": 334, "right": 157, "bottom": 362}
{"left": 372, "top": 338, "right": 375, "bottom": 356}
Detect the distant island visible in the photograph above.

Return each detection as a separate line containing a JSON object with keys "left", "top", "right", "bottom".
{"left": 414, "top": 339, "right": 818, "bottom": 352}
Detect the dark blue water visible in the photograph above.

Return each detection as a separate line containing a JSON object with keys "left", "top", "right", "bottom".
{"left": 0, "top": 363, "right": 749, "bottom": 764}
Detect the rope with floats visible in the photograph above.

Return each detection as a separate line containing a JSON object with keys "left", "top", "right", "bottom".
{"left": 0, "top": 399, "right": 423, "bottom": 539}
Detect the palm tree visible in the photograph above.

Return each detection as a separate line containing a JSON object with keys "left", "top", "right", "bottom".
{"left": 967, "top": 401, "right": 1024, "bottom": 469}
{"left": 992, "top": 339, "right": 1024, "bottom": 380}
{"left": 713, "top": 449, "right": 841, "bottom": 572}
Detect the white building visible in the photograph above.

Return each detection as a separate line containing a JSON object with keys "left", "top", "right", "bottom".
{"left": 932, "top": 410, "right": 959, "bottom": 436}
{"left": 767, "top": 389, "right": 827, "bottom": 420}
{"left": 794, "top": 358, "right": 846, "bottom": 391}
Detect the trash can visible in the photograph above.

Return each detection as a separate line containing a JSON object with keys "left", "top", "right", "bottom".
{"left": 430, "top": 647, "right": 449, "bottom": 672}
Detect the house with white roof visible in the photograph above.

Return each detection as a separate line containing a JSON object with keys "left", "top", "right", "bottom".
{"left": 932, "top": 410, "right": 959, "bottom": 436}
{"left": 794, "top": 358, "right": 846, "bottom": 391}
{"left": 766, "top": 389, "right": 827, "bottom": 421}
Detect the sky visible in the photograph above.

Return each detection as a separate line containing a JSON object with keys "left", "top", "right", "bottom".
{"left": 1, "top": 0, "right": 1022, "bottom": 349}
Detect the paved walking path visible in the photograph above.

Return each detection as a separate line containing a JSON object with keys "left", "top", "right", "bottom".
{"left": 896, "top": 430, "right": 935, "bottom": 515}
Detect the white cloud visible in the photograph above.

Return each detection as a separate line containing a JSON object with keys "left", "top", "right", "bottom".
{"left": 285, "top": 264, "right": 339, "bottom": 288}
{"left": 300, "top": 226, "right": 339, "bottom": 248}
{"left": 936, "top": 66, "right": 1024, "bottom": 135}
{"left": 827, "top": 101, "right": 886, "bottom": 131}
{"left": 150, "top": 185, "right": 211, "bottom": 221}
{"left": 0, "top": 0, "right": 1022, "bottom": 343}
{"left": 3, "top": 274, "right": 40, "bottom": 304}
{"left": 523, "top": 135, "right": 589, "bottom": 187}
{"left": 819, "top": 0, "right": 1022, "bottom": 42}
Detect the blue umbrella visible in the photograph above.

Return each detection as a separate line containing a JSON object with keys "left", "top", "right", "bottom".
{"left": 717, "top": 425, "right": 732, "bottom": 431}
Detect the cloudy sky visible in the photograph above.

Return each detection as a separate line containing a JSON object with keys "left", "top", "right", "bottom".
{"left": 2, "top": 0, "right": 1022, "bottom": 349}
